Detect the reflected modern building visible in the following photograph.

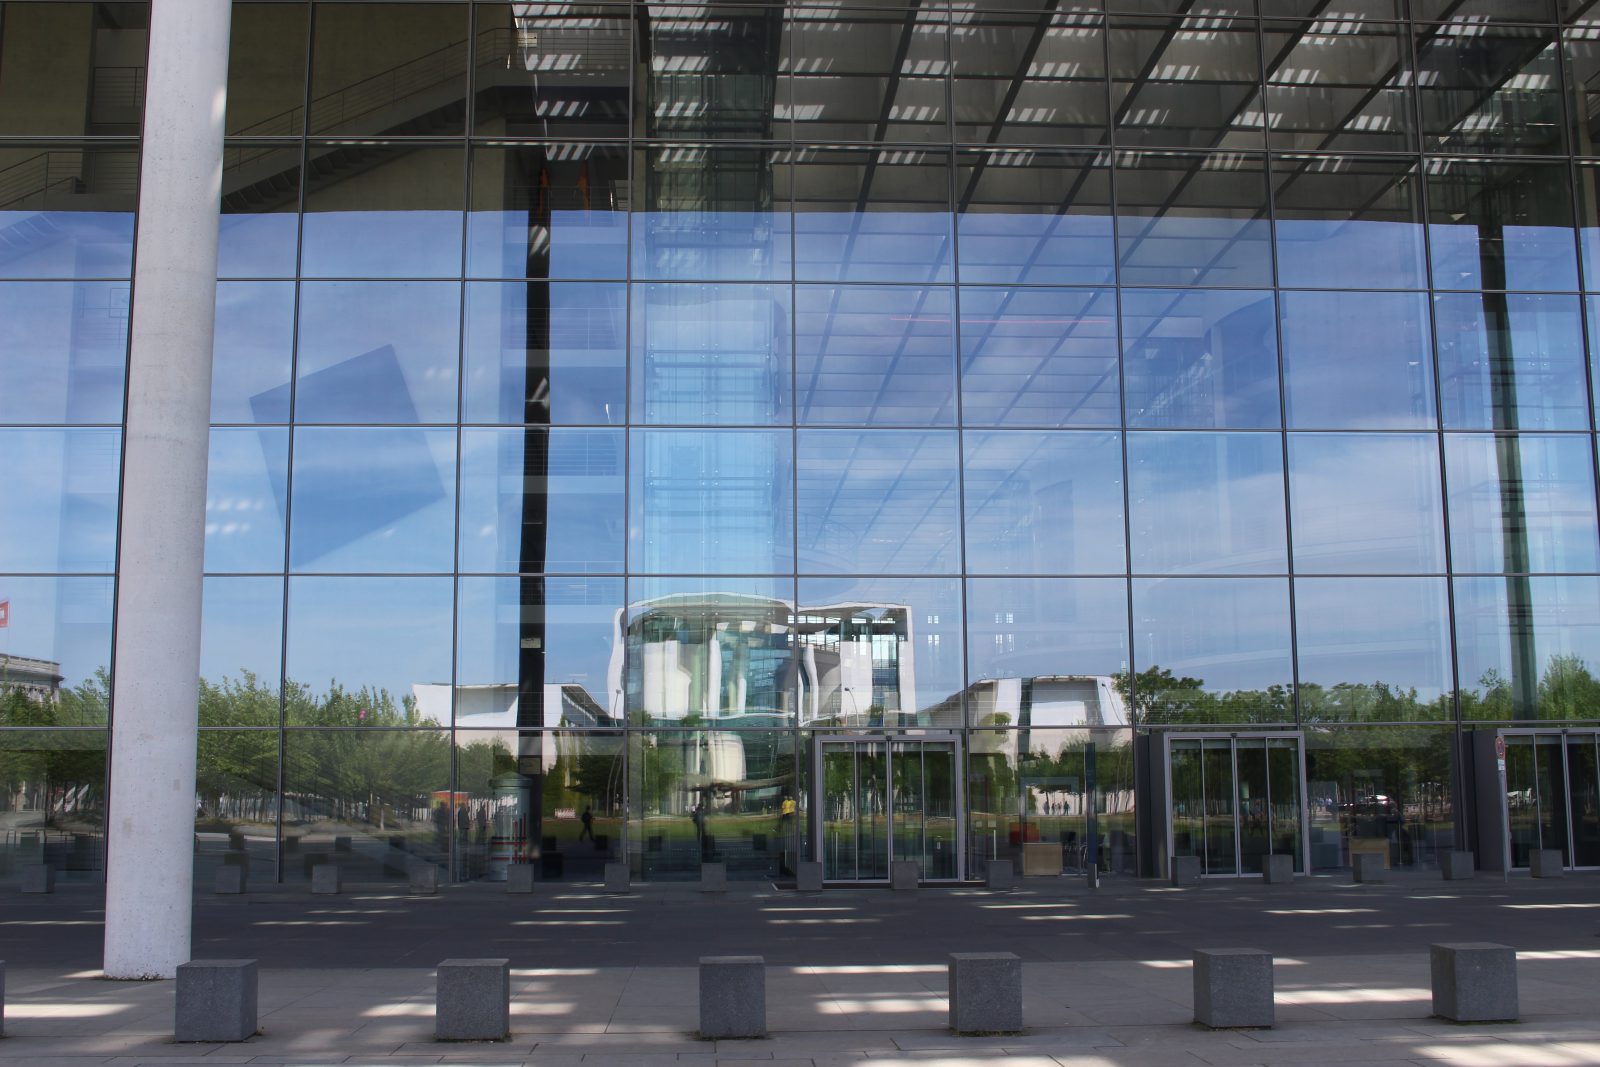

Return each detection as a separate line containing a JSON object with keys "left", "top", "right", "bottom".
{"left": 3, "top": 0, "right": 1600, "bottom": 903}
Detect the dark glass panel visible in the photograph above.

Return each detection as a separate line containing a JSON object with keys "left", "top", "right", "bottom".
{"left": 1258, "top": 0, "right": 1403, "bottom": 14}
{"left": 219, "top": 144, "right": 300, "bottom": 278}
{"left": 284, "top": 576, "right": 454, "bottom": 725}
{"left": 1295, "top": 577, "right": 1453, "bottom": 723}
{"left": 797, "top": 430, "right": 961, "bottom": 575}
{"left": 1568, "top": 28, "right": 1600, "bottom": 160}
{"left": 473, "top": 3, "right": 631, "bottom": 139}
{"left": 636, "top": 3, "right": 790, "bottom": 140}
{"left": 0, "top": 730, "right": 105, "bottom": 884}
{"left": 300, "top": 145, "right": 464, "bottom": 278}
{"left": 955, "top": 150, "right": 1115, "bottom": 286}
{"left": 204, "top": 427, "right": 288, "bottom": 574}
{"left": 795, "top": 285, "right": 956, "bottom": 426}
{"left": 793, "top": 147, "right": 953, "bottom": 284}
{"left": 959, "top": 287, "right": 1119, "bottom": 426}
{"left": 1121, "top": 289, "right": 1280, "bottom": 428}
{"left": 1413, "top": 0, "right": 1555, "bottom": 18}
{"left": 1427, "top": 159, "right": 1579, "bottom": 293}
{"left": 461, "top": 280, "right": 626, "bottom": 426}
{"left": 458, "top": 427, "right": 626, "bottom": 575}
{"left": 1434, "top": 293, "right": 1588, "bottom": 431}
{"left": 199, "top": 577, "right": 282, "bottom": 728}
{"left": 226, "top": 2, "right": 307, "bottom": 136}
{"left": 963, "top": 431, "right": 1125, "bottom": 575}
{"left": 1128, "top": 431, "right": 1288, "bottom": 575}
{"left": 0, "top": 281, "right": 126, "bottom": 424}
{"left": 633, "top": 145, "right": 791, "bottom": 282}
{"left": 467, "top": 144, "right": 627, "bottom": 280}
{"left": 0, "top": 146, "right": 137, "bottom": 279}
{"left": 455, "top": 577, "right": 624, "bottom": 729}
{"left": 798, "top": 576, "right": 964, "bottom": 728}
{"left": 1288, "top": 433, "right": 1446, "bottom": 575}
{"left": 1114, "top": 0, "right": 1252, "bottom": 13}
{"left": 631, "top": 283, "right": 791, "bottom": 425}
{"left": 1131, "top": 577, "right": 1294, "bottom": 724}
{"left": 0, "top": 576, "right": 112, "bottom": 725}
{"left": 0, "top": 427, "right": 119, "bottom": 573}
{"left": 1114, "top": 151, "right": 1272, "bottom": 287}
{"left": 288, "top": 427, "right": 456, "bottom": 574}
{"left": 628, "top": 429, "right": 793, "bottom": 574}
{"left": 1281, "top": 291, "right": 1435, "bottom": 430}
{"left": 1415, "top": 24, "right": 1566, "bottom": 156}
{"left": 1445, "top": 434, "right": 1600, "bottom": 575}
{"left": 212, "top": 281, "right": 294, "bottom": 423}
{"left": 307, "top": 2, "right": 468, "bottom": 136}
{"left": 294, "top": 281, "right": 460, "bottom": 425}
{"left": 1457, "top": 574, "right": 1600, "bottom": 719}
{"left": 1109, "top": 17, "right": 1264, "bottom": 150}
{"left": 949, "top": 10, "right": 1107, "bottom": 146}
{"left": 1581, "top": 165, "right": 1600, "bottom": 290}
{"left": 1263, "top": 19, "right": 1414, "bottom": 152}
{"left": 1303, "top": 726, "right": 1456, "bottom": 871}
{"left": 1272, "top": 155, "right": 1426, "bottom": 290}
{"left": 0, "top": 2, "right": 146, "bottom": 136}
{"left": 792, "top": 5, "right": 948, "bottom": 144}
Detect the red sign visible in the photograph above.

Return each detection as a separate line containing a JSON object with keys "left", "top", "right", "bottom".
{"left": 0, "top": 599, "right": 8, "bottom": 628}
{"left": 1495, "top": 736, "right": 1506, "bottom": 761}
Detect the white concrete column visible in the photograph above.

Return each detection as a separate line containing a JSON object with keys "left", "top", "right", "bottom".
{"left": 103, "top": 0, "right": 231, "bottom": 980}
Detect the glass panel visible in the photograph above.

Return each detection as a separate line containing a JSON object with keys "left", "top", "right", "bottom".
{"left": 1122, "top": 290, "right": 1280, "bottom": 429}
{"left": 1115, "top": 151, "right": 1272, "bottom": 287}
{"left": 289, "top": 427, "right": 456, "bottom": 574}
{"left": 634, "top": 146, "right": 791, "bottom": 282}
{"left": 194, "top": 729, "right": 278, "bottom": 886}
{"left": 1272, "top": 156, "right": 1427, "bottom": 290}
{"left": 793, "top": 148, "right": 953, "bottom": 284}
{"left": 1427, "top": 159, "right": 1579, "bottom": 293}
{"left": 204, "top": 427, "right": 288, "bottom": 574}
{"left": 458, "top": 428, "right": 625, "bottom": 575}
{"left": 1415, "top": 25, "right": 1566, "bottom": 156}
{"left": 1169, "top": 736, "right": 1204, "bottom": 872}
{"left": 1434, "top": 293, "right": 1589, "bottom": 432}
{"left": 473, "top": 3, "right": 631, "bottom": 139}
{"left": 793, "top": 6, "right": 947, "bottom": 143}
{"left": 637, "top": 3, "right": 789, "bottom": 140}
{"left": 462, "top": 281, "right": 626, "bottom": 426}
{"left": 1281, "top": 291, "right": 1435, "bottom": 430}
{"left": 963, "top": 432, "right": 1125, "bottom": 575}
{"left": 950, "top": 10, "right": 1107, "bottom": 146}
{"left": 1128, "top": 431, "right": 1288, "bottom": 575}
{"left": 1415, "top": 0, "right": 1555, "bottom": 18}
{"left": 795, "top": 285, "right": 956, "bottom": 427}
{"left": 199, "top": 576, "right": 283, "bottom": 727}
{"left": 859, "top": 740, "right": 889, "bottom": 878}
{"left": 1200, "top": 737, "right": 1238, "bottom": 875}
{"left": 798, "top": 430, "right": 961, "bottom": 575}
{"left": 300, "top": 146, "right": 464, "bottom": 279}
{"left": 467, "top": 145, "right": 628, "bottom": 280}
{"left": 0, "top": 427, "right": 120, "bottom": 573}
{"left": 922, "top": 741, "right": 958, "bottom": 879}
{"left": 1295, "top": 577, "right": 1454, "bottom": 722}
{"left": 628, "top": 430, "right": 793, "bottom": 574}
{"left": 226, "top": 2, "right": 306, "bottom": 136}
{"left": 212, "top": 281, "right": 294, "bottom": 423}
{"left": 0, "top": 281, "right": 127, "bottom": 424}
{"left": 1304, "top": 725, "right": 1456, "bottom": 872}
{"left": 1455, "top": 576, "right": 1600, "bottom": 721}
{"left": 0, "top": 729, "right": 105, "bottom": 886}
{"left": 1569, "top": 736, "right": 1600, "bottom": 867}
{"left": 1236, "top": 737, "right": 1269, "bottom": 874}
{"left": 1568, "top": 29, "right": 1600, "bottom": 166}
{"left": 0, "top": 146, "right": 138, "bottom": 279}
{"left": 1109, "top": 17, "right": 1264, "bottom": 149}
{"left": 956, "top": 152, "right": 1115, "bottom": 287}
{"left": 0, "top": 2, "right": 146, "bottom": 135}
{"left": 1264, "top": 20, "right": 1414, "bottom": 152}
{"left": 219, "top": 144, "right": 300, "bottom": 278}
{"left": 306, "top": 2, "right": 468, "bottom": 136}
{"left": 1131, "top": 577, "right": 1294, "bottom": 724}
{"left": 284, "top": 577, "right": 454, "bottom": 727}
{"left": 958, "top": 288, "right": 1120, "bottom": 426}
{"left": 281, "top": 729, "right": 451, "bottom": 883}
{"left": 892, "top": 740, "right": 923, "bottom": 876}
{"left": 0, "top": 576, "right": 113, "bottom": 726}
{"left": 821, "top": 742, "right": 860, "bottom": 880}
{"left": 1267, "top": 737, "right": 1303, "bottom": 872}
{"left": 632, "top": 283, "right": 792, "bottom": 426}
{"left": 1288, "top": 433, "right": 1446, "bottom": 574}
{"left": 1535, "top": 734, "right": 1572, "bottom": 865}
{"left": 1445, "top": 434, "right": 1600, "bottom": 575}
{"left": 1505, "top": 734, "right": 1538, "bottom": 868}
{"left": 798, "top": 577, "right": 964, "bottom": 728}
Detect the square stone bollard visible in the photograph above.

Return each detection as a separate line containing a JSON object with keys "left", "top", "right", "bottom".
{"left": 215, "top": 865, "right": 246, "bottom": 895}
{"left": 506, "top": 863, "right": 536, "bottom": 894}
{"left": 436, "top": 958, "right": 511, "bottom": 1041}
{"left": 796, "top": 860, "right": 824, "bottom": 892}
{"left": 890, "top": 860, "right": 919, "bottom": 892}
{"left": 1170, "top": 855, "right": 1201, "bottom": 886}
{"left": 699, "top": 956, "right": 765, "bottom": 1038}
{"left": 948, "top": 952, "right": 1023, "bottom": 1034}
{"left": 409, "top": 863, "right": 440, "bottom": 895}
{"left": 1193, "top": 949, "right": 1274, "bottom": 1029}
{"left": 1, "top": 958, "right": 6, "bottom": 1037}
{"left": 310, "top": 863, "right": 341, "bottom": 895}
{"left": 1442, "top": 851, "right": 1475, "bottom": 880}
{"left": 175, "top": 959, "right": 258, "bottom": 1042}
{"left": 985, "top": 859, "right": 1014, "bottom": 890}
{"left": 1261, "top": 854, "right": 1294, "bottom": 885}
{"left": 20, "top": 864, "right": 54, "bottom": 894}
{"left": 334, "top": 835, "right": 352, "bottom": 853}
{"left": 1431, "top": 943, "right": 1518, "bottom": 1023}
{"left": 1353, "top": 853, "right": 1387, "bottom": 883}
{"left": 1530, "top": 849, "right": 1565, "bottom": 878}
{"left": 700, "top": 862, "right": 727, "bottom": 893}
{"left": 603, "top": 861, "right": 629, "bottom": 893}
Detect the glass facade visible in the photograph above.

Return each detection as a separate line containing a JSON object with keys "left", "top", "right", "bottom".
{"left": 4, "top": 0, "right": 1600, "bottom": 887}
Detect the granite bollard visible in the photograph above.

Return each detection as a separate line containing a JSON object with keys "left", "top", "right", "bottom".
{"left": 1442, "top": 851, "right": 1475, "bottom": 880}
{"left": 1193, "top": 948, "right": 1274, "bottom": 1029}
{"left": 215, "top": 865, "right": 245, "bottom": 895}
{"left": 20, "top": 864, "right": 54, "bottom": 894}
{"left": 700, "top": 862, "right": 727, "bottom": 893}
{"left": 310, "top": 863, "right": 340, "bottom": 895}
{"left": 1353, "top": 853, "right": 1387, "bottom": 883}
{"left": 506, "top": 863, "right": 535, "bottom": 894}
{"left": 175, "top": 959, "right": 258, "bottom": 1042}
{"left": 1261, "top": 854, "right": 1293, "bottom": 885}
{"left": 699, "top": 956, "right": 766, "bottom": 1038}
{"left": 796, "top": 861, "right": 824, "bottom": 892}
{"left": 948, "top": 952, "right": 1023, "bottom": 1034}
{"left": 1, "top": 959, "right": 6, "bottom": 1037}
{"left": 1430, "top": 943, "right": 1518, "bottom": 1023}
{"left": 1170, "top": 855, "right": 1201, "bottom": 886}
{"left": 890, "top": 860, "right": 919, "bottom": 892}
{"left": 409, "top": 863, "right": 440, "bottom": 895}
{"left": 436, "top": 958, "right": 511, "bottom": 1041}
{"left": 1530, "top": 849, "right": 1564, "bottom": 878}
{"left": 603, "top": 861, "right": 629, "bottom": 893}
{"left": 985, "top": 858, "right": 1014, "bottom": 890}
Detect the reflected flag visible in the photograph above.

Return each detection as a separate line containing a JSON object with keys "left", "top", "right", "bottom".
{"left": 577, "top": 162, "right": 591, "bottom": 210}
{"left": 0, "top": 599, "right": 8, "bottom": 627}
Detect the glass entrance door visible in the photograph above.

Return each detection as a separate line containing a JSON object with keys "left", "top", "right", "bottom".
{"left": 1503, "top": 731, "right": 1600, "bottom": 870}
{"left": 818, "top": 737, "right": 960, "bottom": 882}
{"left": 1168, "top": 733, "right": 1305, "bottom": 877}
